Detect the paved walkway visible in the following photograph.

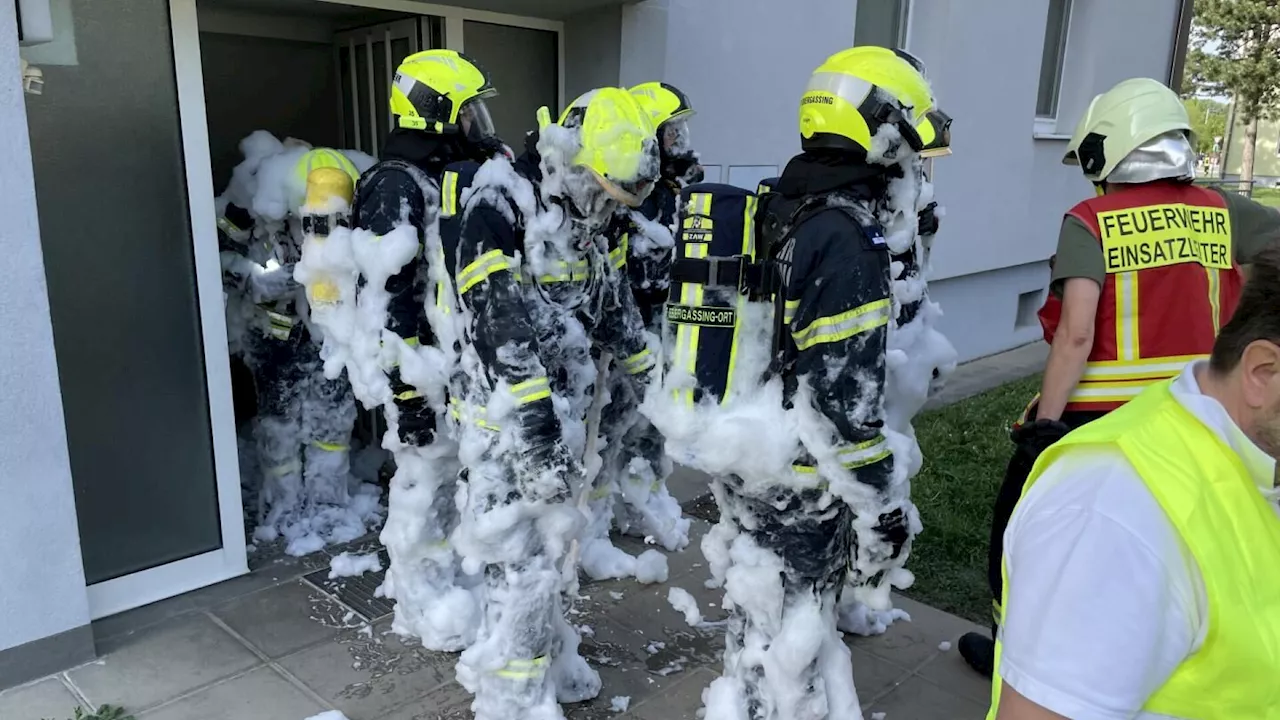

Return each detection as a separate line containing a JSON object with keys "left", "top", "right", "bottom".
{"left": 2, "top": 345, "right": 1039, "bottom": 720}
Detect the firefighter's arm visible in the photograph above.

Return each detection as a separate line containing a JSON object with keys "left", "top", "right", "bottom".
{"left": 458, "top": 200, "right": 571, "bottom": 476}
{"left": 1036, "top": 277, "right": 1100, "bottom": 421}
{"left": 353, "top": 166, "right": 435, "bottom": 443}
{"left": 593, "top": 244, "right": 656, "bottom": 388}
{"left": 354, "top": 166, "right": 427, "bottom": 343}
{"left": 789, "top": 219, "right": 894, "bottom": 491}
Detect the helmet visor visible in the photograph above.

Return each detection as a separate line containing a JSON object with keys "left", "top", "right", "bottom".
{"left": 918, "top": 109, "right": 953, "bottom": 158}
{"left": 662, "top": 119, "right": 693, "bottom": 156}
{"left": 592, "top": 170, "right": 654, "bottom": 208}
{"left": 458, "top": 98, "right": 497, "bottom": 143}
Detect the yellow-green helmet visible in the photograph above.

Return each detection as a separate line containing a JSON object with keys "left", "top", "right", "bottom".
{"left": 629, "top": 82, "right": 695, "bottom": 130}
{"left": 389, "top": 49, "right": 497, "bottom": 142}
{"left": 556, "top": 87, "right": 659, "bottom": 207}
{"left": 294, "top": 148, "right": 359, "bottom": 209}
{"left": 799, "top": 46, "right": 935, "bottom": 159}
{"left": 1064, "top": 77, "right": 1192, "bottom": 183}
{"left": 630, "top": 82, "right": 700, "bottom": 180}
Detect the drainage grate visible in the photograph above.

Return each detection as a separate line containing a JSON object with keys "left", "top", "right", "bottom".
{"left": 682, "top": 493, "right": 720, "bottom": 524}
{"left": 303, "top": 548, "right": 395, "bottom": 623}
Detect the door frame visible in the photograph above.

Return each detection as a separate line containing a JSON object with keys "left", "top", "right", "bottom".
{"left": 95, "top": 0, "right": 567, "bottom": 620}
{"left": 86, "top": 0, "right": 250, "bottom": 621}
{"left": 318, "top": 0, "right": 565, "bottom": 110}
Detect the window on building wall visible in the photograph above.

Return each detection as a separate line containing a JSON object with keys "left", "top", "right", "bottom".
{"left": 1036, "top": 0, "right": 1072, "bottom": 118}
{"left": 854, "top": 0, "right": 909, "bottom": 48}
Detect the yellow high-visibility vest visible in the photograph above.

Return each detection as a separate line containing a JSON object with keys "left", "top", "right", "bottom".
{"left": 988, "top": 379, "right": 1280, "bottom": 719}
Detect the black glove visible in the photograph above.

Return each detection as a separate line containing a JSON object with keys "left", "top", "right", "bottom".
{"left": 874, "top": 507, "right": 912, "bottom": 562}
{"left": 917, "top": 202, "right": 940, "bottom": 237}
{"left": 1010, "top": 418, "right": 1071, "bottom": 457}
{"left": 389, "top": 368, "right": 435, "bottom": 446}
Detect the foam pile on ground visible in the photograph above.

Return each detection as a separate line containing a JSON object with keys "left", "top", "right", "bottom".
{"left": 329, "top": 551, "right": 382, "bottom": 579}
{"left": 668, "top": 587, "right": 704, "bottom": 627}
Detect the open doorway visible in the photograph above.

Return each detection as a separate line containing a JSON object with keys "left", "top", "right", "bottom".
{"left": 190, "top": 0, "right": 564, "bottom": 563}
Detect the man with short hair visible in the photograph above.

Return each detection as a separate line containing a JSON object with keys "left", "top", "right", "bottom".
{"left": 988, "top": 244, "right": 1280, "bottom": 719}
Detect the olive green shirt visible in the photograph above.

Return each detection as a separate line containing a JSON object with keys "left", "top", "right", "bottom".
{"left": 1049, "top": 189, "right": 1280, "bottom": 294}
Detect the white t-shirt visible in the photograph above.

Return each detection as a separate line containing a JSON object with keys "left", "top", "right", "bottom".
{"left": 999, "top": 362, "right": 1279, "bottom": 720}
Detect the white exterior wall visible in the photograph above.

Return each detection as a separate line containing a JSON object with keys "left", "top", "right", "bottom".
{"left": 0, "top": 12, "right": 91, "bottom": 653}
{"left": 619, "top": 0, "right": 1184, "bottom": 362}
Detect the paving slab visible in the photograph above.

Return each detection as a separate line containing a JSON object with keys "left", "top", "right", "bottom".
{"left": 211, "top": 580, "right": 347, "bottom": 659}
{"left": 625, "top": 667, "right": 718, "bottom": 720}
{"left": 573, "top": 615, "right": 716, "bottom": 718}
{"left": 850, "top": 594, "right": 983, "bottom": 672}
{"left": 384, "top": 681, "right": 471, "bottom": 720}
{"left": 0, "top": 677, "right": 83, "bottom": 720}
{"left": 277, "top": 619, "right": 454, "bottom": 719}
{"left": 68, "top": 613, "right": 261, "bottom": 713}
{"left": 913, "top": 643, "right": 993, "bottom": 705}
{"left": 864, "top": 673, "right": 989, "bottom": 720}
{"left": 138, "top": 666, "right": 325, "bottom": 720}
{"left": 847, "top": 644, "right": 914, "bottom": 707}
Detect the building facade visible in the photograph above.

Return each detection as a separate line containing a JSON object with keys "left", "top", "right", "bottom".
{"left": 0, "top": 0, "right": 1191, "bottom": 688}
{"left": 1219, "top": 103, "right": 1280, "bottom": 186}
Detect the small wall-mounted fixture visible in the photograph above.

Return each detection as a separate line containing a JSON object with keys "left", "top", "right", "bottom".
{"left": 21, "top": 58, "right": 43, "bottom": 95}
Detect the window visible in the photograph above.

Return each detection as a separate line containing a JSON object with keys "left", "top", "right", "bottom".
{"left": 854, "top": 0, "right": 910, "bottom": 48}
{"left": 1036, "top": 0, "right": 1073, "bottom": 118}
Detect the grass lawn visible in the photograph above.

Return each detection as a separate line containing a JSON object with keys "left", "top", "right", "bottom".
{"left": 902, "top": 373, "right": 1042, "bottom": 625}
{"left": 1252, "top": 186, "right": 1280, "bottom": 208}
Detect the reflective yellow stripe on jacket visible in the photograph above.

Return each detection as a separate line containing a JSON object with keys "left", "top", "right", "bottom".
{"left": 1069, "top": 354, "right": 1206, "bottom": 406}
{"left": 989, "top": 380, "right": 1280, "bottom": 719}
{"left": 457, "top": 249, "right": 520, "bottom": 295}
{"left": 791, "top": 298, "right": 891, "bottom": 351}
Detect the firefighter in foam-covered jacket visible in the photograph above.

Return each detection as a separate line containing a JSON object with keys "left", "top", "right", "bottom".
{"left": 592, "top": 82, "right": 705, "bottom": 553}
{"left": 442, "top": 88, "right": 658, "bottom": 719}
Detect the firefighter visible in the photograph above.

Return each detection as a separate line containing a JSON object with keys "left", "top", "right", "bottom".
{"left": 646, "top": 47, "right": 939, "bottom": 716}
{"left": 224, "top": 148, "right": 362, "bottom": 546}
{"left": 959, "top": 76, "right": 1280, "bottom": 677}
{"left": 591, "top": 82, "right": 703, "bottom": 555}
{"left": 444, "top": 88, "right": 658, "bottom": 718}
{"left": 833, "top": 49, "right": 960, "bottom": 635}
{"left": 347, "top": 48, "right": 506, "bottom": 652}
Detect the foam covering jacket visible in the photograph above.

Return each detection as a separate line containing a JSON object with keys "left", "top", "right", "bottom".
{"left": 446, "top": 131, "right": 654, "bottom": 497}
{"left": 773, "top": 152, "right": 895, "bottom": 496}
{"left": 352, "top": 129, "right": 470, "bottom": 445}
{"left": 629, "top": 177, "right": 680, "bottom": 327}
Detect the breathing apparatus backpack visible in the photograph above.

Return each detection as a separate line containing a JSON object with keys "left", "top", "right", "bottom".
{"left": 663, "top": 180, "right": 792, "bottom": 405}
{"left": 664, "top": 179, "right": 890, "bottom": 405}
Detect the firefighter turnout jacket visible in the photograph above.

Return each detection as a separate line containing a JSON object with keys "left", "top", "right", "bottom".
{"left": 443, "top": 133, "right": 655, "bottom": 495}
{"left": 667, "top": 153, "right": 896, "bottom": 487}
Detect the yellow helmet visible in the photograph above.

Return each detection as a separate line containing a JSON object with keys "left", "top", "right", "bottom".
{"left": 628, "top": 82, "right": 695, "bottom": 130}
{"left": 294, "top": 148, "right": 359, "bottom": 209}
{"left": 1064, "top": 77, "right": 1192, "bottom": 183}
{"left": 799, "top": 46, "right": 935, "bottom": 158}
{"left": 389, "top": 49, "right": 497, "bottom": 142}
{"left": 630, "top": 82, "right": 701, "bottom": 179}
{"left": 555, "top": 87, "right": 659, "bottom": 207}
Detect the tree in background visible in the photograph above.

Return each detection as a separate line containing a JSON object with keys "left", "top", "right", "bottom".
{"left": 1183, "top": 97, "right": 1228, "bottom": 156}
{"left": 1188, "top": 0, "right": 1280, "bottom": 184}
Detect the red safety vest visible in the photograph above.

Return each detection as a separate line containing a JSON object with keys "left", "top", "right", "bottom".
{"left": 1038, "top": 181, "right": 1243, "bottom": 413}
